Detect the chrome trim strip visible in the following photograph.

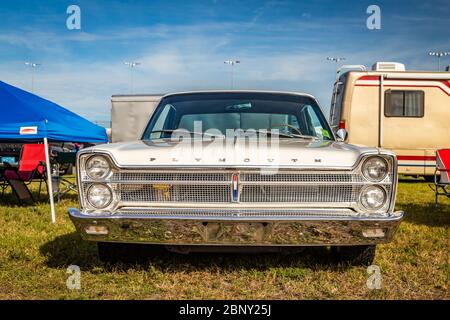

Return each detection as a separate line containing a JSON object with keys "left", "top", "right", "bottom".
{"left": 118, "top": 201, "right": 355, "bottom": 210}
{"left": 71, "top": 207, "right": 402, "bottom": 221}
{"left": 114, "top": 207, "right": 361, "bottom": 218}
{"left": 80, "top": 180, "right": 391, "bottom": 186}
{"left": 117, "top": 202, "right": 357, "bottom": 208}
{"left": 76, "top": 149, "right": 392, "bottom": 171}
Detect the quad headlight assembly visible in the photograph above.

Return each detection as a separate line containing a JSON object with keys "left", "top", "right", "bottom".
{"left": 78, "top": 153, "right": 117, "bottom": 213}
{"left": 358, "top": 154, "right": 395, "bottom": 215}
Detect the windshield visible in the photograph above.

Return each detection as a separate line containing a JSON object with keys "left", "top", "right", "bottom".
{"left": 142, "top": 92, "right": 333, "bottom": 141}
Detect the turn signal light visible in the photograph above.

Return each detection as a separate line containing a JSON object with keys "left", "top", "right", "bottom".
{"left": 362, "top": 228, "right": 385, "bottom": 238}
{"left": 85, "top": 225, "right": 108, "bottom": 235}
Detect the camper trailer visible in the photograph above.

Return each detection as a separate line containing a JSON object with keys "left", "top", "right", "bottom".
{"left": 329, "top": 62, "right": 450, "bottom": 178}
{"left": 111, "top": 94, "right": 163, "bottom": 143}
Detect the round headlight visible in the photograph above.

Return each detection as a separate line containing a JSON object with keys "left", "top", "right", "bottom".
{"left": 360, "top": 185, "right": 386, "bottom": 210}
{"left": 86, "top": 156, "right": 111, "bottom": 180}
{"left": 362, "top": 156, "right": 388, "bottom": 182}
{"left": 86, "top": 184, "right": 113, "bottom": 209}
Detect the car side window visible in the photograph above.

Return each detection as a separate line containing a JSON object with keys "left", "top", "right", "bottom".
{"left": 385, "top": 90, "right": 424, "bottom": 117}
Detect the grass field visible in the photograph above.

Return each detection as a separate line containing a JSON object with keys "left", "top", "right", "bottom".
{"left": 0, "top": 178, "right": 448, "bottom": 299}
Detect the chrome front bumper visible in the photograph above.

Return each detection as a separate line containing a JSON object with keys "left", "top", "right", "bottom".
{"left": 68, "top": 208, "right": 404, "bottom": 246}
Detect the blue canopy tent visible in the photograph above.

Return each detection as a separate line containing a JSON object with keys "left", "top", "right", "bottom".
{"left": 0, "top": 81, "right": 108, "bottom": 223}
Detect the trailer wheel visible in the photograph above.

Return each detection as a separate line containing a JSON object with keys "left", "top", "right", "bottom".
{"left": 331, "top": 245, "right": 376, "bottom": 266}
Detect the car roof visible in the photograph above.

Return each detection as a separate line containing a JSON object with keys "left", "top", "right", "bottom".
{"left": 162, "top": 90, "right": 317, "bottom": 100}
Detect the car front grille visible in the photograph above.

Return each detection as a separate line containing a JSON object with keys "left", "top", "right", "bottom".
{"left": 240, "top": 185, "right": 358, "bottom": 203}
{"left": 120, "top": 184, "right": 231, "bottom": 203}
{"left": 80, "top": 169, "right": 393, "bottom": 208}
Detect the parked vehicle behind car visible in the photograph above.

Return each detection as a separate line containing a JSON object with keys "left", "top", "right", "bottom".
{"left": 329, "top": 61, "right": 450, "bottom": 179}
{"left": 69, "top": 91, "right": 404, "bottom": 265}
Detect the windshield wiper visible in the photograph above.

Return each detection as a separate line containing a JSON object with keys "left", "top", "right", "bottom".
{"left": 147, "top": 129, "right": 318, "bottom": 140}
{"left": 255, "top": 130, "right": 318, "bottom": 140}
{"left": 147, "top": 130, "right": 225, "bottom": 138}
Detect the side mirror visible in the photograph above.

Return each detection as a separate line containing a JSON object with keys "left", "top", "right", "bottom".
{"left": 336, "top": 128, "right": 348, "bottom": 142}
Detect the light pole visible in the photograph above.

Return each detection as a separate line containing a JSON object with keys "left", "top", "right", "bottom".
{"left": 327, "top": 57, "right": 346, "bottom": 64}
{"left": 124, "top": 61, "right": 141, "bottom": 93}
{"left": 224, "top": 60, "right": 240, "bottom": 89}
{"left": 25, "top": 62, "right": 41, "bottom": 93}
{"left": 327, "top": 57, "right": 346, "bottom": 80}
{"left": 428, "top": 52, "right": 450, "bottom": 71}
{"left": 327, "top": 57, "right": 346, "bottom": 76}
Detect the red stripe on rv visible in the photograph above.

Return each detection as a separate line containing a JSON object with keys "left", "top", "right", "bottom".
{"left": 357, "top": 76, "right": 450, "bottom": 83}
{"left": 357, "top": 76, "right": 380, "bottom": 81}
{"left": 397, "top": 155, "right": 436, "bottom": 161}
{"left": 354, "top": 82, "right": 450, "bottom": 96}
{"left": 441, "top": 81, "right": 450, "bottom": 89}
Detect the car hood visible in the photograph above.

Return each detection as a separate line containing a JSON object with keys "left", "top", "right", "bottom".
{"left": 83, "top": 139, "right": 379, "bottom": 169}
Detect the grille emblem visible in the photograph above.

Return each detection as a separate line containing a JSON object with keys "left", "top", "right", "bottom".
{"left": 231, "top": 173, "right": 239, "bottom": 202}
{"left": 152, "top": 184, "right": 172, "bottom": 201}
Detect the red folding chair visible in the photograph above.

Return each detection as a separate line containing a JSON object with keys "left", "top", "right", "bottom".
{"left": 4, "top": 144, "right": 48, "bottom": 200}
{"left": 430, "top": 149, "right": 450, "bottom": 207}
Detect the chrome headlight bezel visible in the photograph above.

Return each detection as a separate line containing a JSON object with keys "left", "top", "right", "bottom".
{"left": 86, "top": 183, "right": 113, "bottom": 209}
{"left": 359, "top": 185, "right": 387, "bottom": 211}
{"left": 77, "top": 152, "right": 118, "bottom": 213}
{"left": 362, "top": 156, "right": 389, "bottom": 182}
{"left": 356, "top": 153, "right": 397, "bottom": 215}
{"left": 85, "top": 155, "right": 112, "bottom": 180}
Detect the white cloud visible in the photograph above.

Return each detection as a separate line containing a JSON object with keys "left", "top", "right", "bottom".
{"left": 139, "top": 51, "right": 186, "bottom": 75}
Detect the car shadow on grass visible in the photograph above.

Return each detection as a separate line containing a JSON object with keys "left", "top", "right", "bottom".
{"left": 398, "top": 177, "right": 429, "bottom": 184}
{"left": 0, "top": 190, "right": 78, "bottom": 206}
{"left": 40, "top": 232, "right": 101, "bottom": 269}
{"left": 40, "top": 232, "right": 352, "bottom": 273}
{"left": 157, "top": 248, "right": 346, "bottom": 273}
{"left": 400, "top": 203, "right": 450, "bottom": 227}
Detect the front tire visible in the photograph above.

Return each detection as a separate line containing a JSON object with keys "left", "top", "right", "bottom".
{"left": 331, "top": 245, "right": 376, "bottom": 266}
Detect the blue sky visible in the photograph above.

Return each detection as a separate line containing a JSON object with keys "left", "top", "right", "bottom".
{"left": 0, "top": 0, "right": 449, "bottom": 122}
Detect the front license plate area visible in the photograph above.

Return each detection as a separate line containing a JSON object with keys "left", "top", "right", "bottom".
{"left": 199, "top": 222, "right": 269, "bottom": 243}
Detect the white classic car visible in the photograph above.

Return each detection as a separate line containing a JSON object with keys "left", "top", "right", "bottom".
{"left": 69, "top": 91, "right": 403, "bottom": 265}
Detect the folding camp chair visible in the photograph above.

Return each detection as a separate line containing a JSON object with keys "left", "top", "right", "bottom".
{"left": 429, "top": 149, "right": 450, "bottom": 207}
{"left": 4, "top": 143, "right": 47, "bottom": 200}
{"left": 0, "top": 167, "right": 10, "bottom": 196}
{"left": 2, "top": 176, "right": 34, "bottom": 201}
{"left": 54, "top": 151, "right": 77, "bottom": 201}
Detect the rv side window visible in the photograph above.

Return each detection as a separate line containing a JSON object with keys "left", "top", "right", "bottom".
{"left": 385, "top": 90, "right": 424, "bottom": 117}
